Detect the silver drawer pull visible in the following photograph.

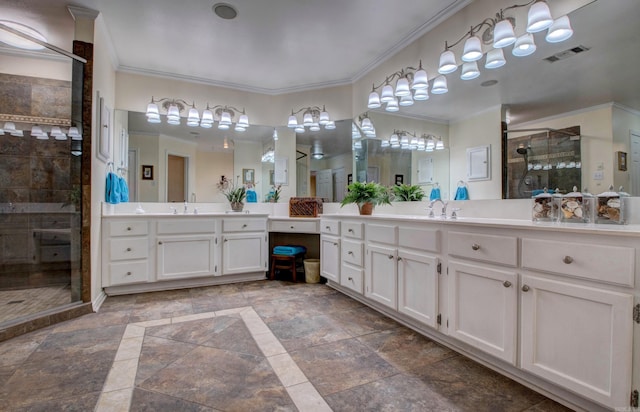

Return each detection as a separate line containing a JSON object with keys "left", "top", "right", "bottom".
{"left": 242, "top": 224, "right": 247, "bottom": 228}
{"left": 563, "top": 256, "right": 573, "bottom": 264}
{"left": 348, "top": 277, "right": 353, "bottom": 281}
{"left": 290, "top": 226, "right": 295, "bottom": 229}
{"left": 471, "top": 243, "right": 480, "bottom": 251}
{"left": 325, "top": 226, "right": 330, "bottom": 230}
{"left": 503, "top": 281, "right": 512, "bottom": 288}
{"left": 158, "top": 241, "right": 163, "bottom": 245}
{"left": 224, "top": 238, "right": 228, "bottom": 242}
{"left": 333, "top": 242, "right": 338, "bottom": 246}
{"left": 348, "top": 228, "right": 354, "bottom": 233}
{"left": 127, "top": 227, "right": 131, "bottom": 231}
{"left": 126, "top": 271, "right": 132, "bottom": 276}
{"left": 348, "top": 251, "right": 354, "bottom": 255}
{"left": 388, "top": 255, "right": 394, "bottom": 259}
{"left": 397, "top": 257, "right": 402, "bottom": 261}
{"left": 522, "top": 285, "right": 530, "bottom": 292}
{"left": 126, "top": 247, "right": 132, "bottom": 252}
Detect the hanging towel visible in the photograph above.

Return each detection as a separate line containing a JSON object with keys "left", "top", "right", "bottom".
{"left": 246, "top": 188, "right": 257, "bottom": 203}
{"left": 118, "top": 176, "right": 129, "bottom": 202}
{"left": 105, "top": 172, "right": 120, "bottom": 204}
{"left": 429, "top": 187, "right": 441, "bottom": 201}
{"left": 454, "top": 186, "right": 469, "bottom": 200}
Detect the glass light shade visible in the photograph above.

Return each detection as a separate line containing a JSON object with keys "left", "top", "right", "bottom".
{"left": 309, "top": 123, "right": 320, "bottom": 132}
{"left": 217, "top": 123, "right": 229, "bottom": 130}
{"left": 527, "top": 1, "right": 553, "bottom": 33}
{"left": 546, "top": 16, "right": 573, "bottom": 43}
{"left": 557, "top": 161, "right": 566, "bottom": 169}
{"left": 0, "top": 20, "right": 47, "bottom": 50}
{"left": 201, "top": 109, "right": 214, "bottom": 126}
{"left": 187, "top": 107, "right": 200, "bottom": 126}
{"left": 361, "top": 118, "right": 373, "bottom": 131}
{"left": 385, "top": 99, "right": 399, "bottom": 112}
{"left": 417, "top": 138, "right": 426, "bottom": 150}
{"left": 146, "top": 102, "right": 159, "bottom": 117}
{"left": 460, "top": 62, "right": 480, "bottom": 80}
{"left": 10, "top": 130, "right": 23, "bottom": 137}
{"left": 462, "top": 35, "right": 483, "bottom": 62}
{"left": 399, "top": 94, "right": 414, "bottom": 106}
{"left": 324, "top": 121, "right": 336, "bottom": 130}
{"left": 400, "top": 135, "right": 409, "bottom": 145}
{"left": 219, "top": 111, "right": 232, "bottom": 125}
{"left": 394, "top": 77, "right": 411, "bottom": 97}
{"left": 319, "top": 112, "right": 330, "bottom": 126}
{"left": 302, "top": 112, "right": 313, "bottom": 126}
{"left": 36, "top": 132, "right": 49, "bottom": 140}
{"left": 364, "top": 128, "right": 376, "bottom": 137}
{"left": 166, "top": 104, "right": 180, "bottom": 122}
{"left": 51, "top": 126, "right": 63, "bottom": 136}
{"left": 381, "top": 140, "right": 390, "bottom": 148}
{"left": 391, "top": 143, "right": 401, "bottom": 149}
{"left": 493, "top": 19, "right": 516, "bottom": 48}
{"left": 543, "top": 163, "right": 552, "bottom": 170}
{"left": 54, "top": 133, "right": 67, "bottom": 141}
{"left": 411, "top": 69, "right": 428, "bottom": 89}
{"left": 390, "top": 133, "right": 399, "bottom": 144}
{"left": 435, "top": 139, "right": 444, "bottom": 150}
{"left": 485, "top": 48, "right": 506, "bottom": 69}
{"left": 575, "top": 161, "right": 581, "bottom": 168}
{"left": 380, "top": 84, "right": 395, "bottom": 103}
{"left": 431, "top": 75, "right": 448, "bottom": 94}
{"left": 533, "top": 163, "right": 543, "bottom": 170}
{"left": 294, "top": 125, "right": 305, "bottom": 133}
{"left": 4, "top": 122, "right": 16, "bottom": 132}
{"left": 413, "top": 88, "right": 429, "bottom": 101}
{"left": 237, "top": 114, "right": 249, "bottom": 127}
{"left": 367, "top": 91, "right": 381, "bottom": 109}
{"left": 438, "top": 50, "right": 457, "bottom": 74}
{"left": 273, "top": 129, "right": 278, "bottom": 140}
{"left": 147, "top": 116, "right": 161, "bottom": 124}
{"left": 426, "top": 139, "right": 435, "bottom": 150}
{"left": 68, "top": 127, "right": 81, "bottom": 137}
{"left": 566, "top": 161, "right": 576, "bottom": 169}
{"left": 234, "top": 125, "right": 246, "bottom": 132}
{"left": 31, "top": 125, "right": 43, "bottom": 136}
{"left": 401, "top": 144, "right": 410, "bottom": 150}
{"left": 512, "top": 33, "right": 536, "bottom": 57}
{"left": 287, "top": 115, "right": 298, "bottom": 128}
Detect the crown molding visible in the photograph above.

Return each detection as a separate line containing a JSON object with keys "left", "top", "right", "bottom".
{"left": 0, "top": 45, "right": 70, "bottom": 62}
{"left": 371, "top": 110, "right": 449, "bottom": 125}
{"left": 450, "top": 104, "right": 502, "bottom": 124}
{"left": 67, "top": 6, "right": 100, "bottom": 21}
{"left": 613, "top": 103, "right": 640, "bottom": 117}
{"left": 512, "top": 102, "right": 616, "bottom": 128}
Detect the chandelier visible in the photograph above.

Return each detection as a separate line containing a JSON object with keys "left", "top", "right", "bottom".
{"left": 380, "top": 130, "right": 446, "bottom": 151}
{"left": 145, "top": 97, "right": 250, "bottom": 131}
{"left": 367, "top": 0, "right": 574, "bottom": 112}
{"left": 287, "top": 105, "right": 335, "bottom": 133}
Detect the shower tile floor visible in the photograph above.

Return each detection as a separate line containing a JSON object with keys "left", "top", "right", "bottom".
{"left": 0, "top": 284, "right": 72, "bottom": 324}
{"left": 0, "top": 280, "right": 575, "bottom": 411}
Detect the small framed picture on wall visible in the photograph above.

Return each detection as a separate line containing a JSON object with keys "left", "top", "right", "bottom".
{"left": 142, "top": 165, "right": 153, "bottom": 180}
{"left": 617, "top": 151, "right": 627, "bottom": 171}
{"left": 347, "top": 173, "right": 353, "bottom": 185}
{"left": 395, "top": 174, "right": 404, "bottom": 185}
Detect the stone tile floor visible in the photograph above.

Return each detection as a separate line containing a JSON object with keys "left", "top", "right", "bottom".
{"left": 0, "top": 284, "right": 72, "bottom": 324}
{"left": 0, "top": 280, "right": 574, "bottom": 411}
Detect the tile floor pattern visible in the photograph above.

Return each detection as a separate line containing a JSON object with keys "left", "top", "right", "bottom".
{"left": 0, "top": 284, "right": 72, "bottom": 323}
{"left": 0, "top": 280, "right": 575, "bottom": 411}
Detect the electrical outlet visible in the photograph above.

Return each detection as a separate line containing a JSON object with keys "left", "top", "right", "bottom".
{"left": 593, "top": 171, "right": 604, "bottom": 180}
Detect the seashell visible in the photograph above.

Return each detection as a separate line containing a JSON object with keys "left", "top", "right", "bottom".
{"left": 573, "top": 207, "right": 583, "bottom": 218}
{"left": 565, "top": 200, "right": 579, "bottom": 210}
{"left": 533, "top": 203, "right": 543, "bottom": 213}
{"left": 562, "top": 208, "right": 574, "bottom": 219}
{"left": 607, "top": 198, "right": 621, "bottom": 208}
{"left": 607, "top": 207, "right": 620, "bottom": 221}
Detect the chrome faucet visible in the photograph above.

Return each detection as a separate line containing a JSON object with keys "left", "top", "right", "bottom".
{"left": 183, "top": 201, "right": 188, "bottom": 214}
{"left": 428, "top": 199, "right": 448, "bottom": 218}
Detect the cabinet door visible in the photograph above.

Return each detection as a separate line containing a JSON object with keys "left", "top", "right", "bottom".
{"left": 397, "top": 250, "right": 438, "bottom": 328}
{"left": 157, "top": 235, "right": 216, "bottom": 280}
{"left": 222, "top": 233, "right": 266, "bottom": 275}
{"left": 366, "top": 244, "right": 397, "bottom": 309}
{"left": 448, "top": 260, "right": 517, "bottom": 364}
{"left": 520, "top": 275, "right": 633, "bottom": 408}
{"left": 320, "top": 236, "right": 340, "bottom": 282}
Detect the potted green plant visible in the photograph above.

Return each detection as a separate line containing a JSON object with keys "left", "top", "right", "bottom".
{"left": 340, "top": 181, "right": 391, "bottom": 215}
{"left": 392, "top": 183, "right": 426, "bottom": 201}
{"left": 217, "top": 176, "right": 247, "bottom": 211}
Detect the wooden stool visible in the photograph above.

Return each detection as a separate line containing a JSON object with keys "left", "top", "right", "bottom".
{"left": 270, "top": 253, "right": 304, "bottom": 281}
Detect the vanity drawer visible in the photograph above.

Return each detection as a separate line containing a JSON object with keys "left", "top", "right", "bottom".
{"left": 448, "top": 231, "right": 518, "bottom": 267}
{"left": 342, "top": 222, "right": 364, "bottom": 240}
{"left": 340, "top": 263, "right": 363, "bottom": 294}
{"left": 270, "top": 219, "right": 318, "bottom": 233}
{"left": 399, "top": 226, "right": 439, "bottom": 253}
{"left": 321, "top": 220, "right": 340, "bottom": 235}
{"left": 109, "top": 220, "right": 148, "bottom": 237}
{"left": 40, "top": 245, "right": 70, "bottom": 262}
{"left": 109, "top": 237, "right": 148, "bottom": 261}
{"left": 521, "top": 238, "right": 635, "bottom": 287}
{"left": 341, "top": 239, "right": 363, "bottom": 267}
{"left": 109, "top": 261, "right": 149, "bottom": 285}
{"left": 158, "top": 219, "right": 216, "bottom": 234}
{"left": 368, "top": 224, "right": 397, "bottom": 245}
{"left": 222, "top": 218, "right": 266, "bottom": 232}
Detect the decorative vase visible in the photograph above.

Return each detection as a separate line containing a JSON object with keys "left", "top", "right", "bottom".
{"left": 358, "top": 202, "right": 374, "bottom": 215}
{"left": 230, "top": 201, "right": 244, "bottom": 212}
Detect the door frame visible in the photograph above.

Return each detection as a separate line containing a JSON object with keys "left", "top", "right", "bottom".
{"left": 164, "top": 150, "right": 190, "bottom": 202}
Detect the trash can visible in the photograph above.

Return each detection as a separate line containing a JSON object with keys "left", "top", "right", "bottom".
{"left": 303, "top": 259, "right": 320, "bottom": 283}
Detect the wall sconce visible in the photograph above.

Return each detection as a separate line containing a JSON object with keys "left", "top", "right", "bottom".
{"left": 145, "top": 97, "right": 249, "bottom": 131}
{"left": 287, "top": 105, "right": 334, "bottom": 133}
{"left": 1, "top": 122, "right": 82, "bottom": 140}
{"left": 381, "top": 130, "right": 446, "bottom": 151}
{"left": 357, "top": 114, "right": 376, "bottom": 138}
{"left": 367, "top": 60, "right": 429, "bottom": 111}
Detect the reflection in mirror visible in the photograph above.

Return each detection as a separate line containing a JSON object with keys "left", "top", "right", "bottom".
{"left": 123, "top": 110, "right": 276, "bottom": 203}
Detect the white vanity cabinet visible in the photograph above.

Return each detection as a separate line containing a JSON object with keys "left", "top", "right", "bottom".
{"left": 341, "top": 221, "right": 365, "bottom": 293}
{"left": 156, "top": 218, "right": 217, "bottom": 280}
{"left": 320, "top": 218, "right": 340, "bottom": 283}
{"left": 447, "top": 228, "right": 519, "bottom": 364}
{"left": 221, "top": 218, "right": 267, "bottom": 275}
{"left": 102, "top": 219, "right": 150, "bottom": 286}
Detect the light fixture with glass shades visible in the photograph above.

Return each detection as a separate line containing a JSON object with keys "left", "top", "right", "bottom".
{"left": 357, "top": 114, "right": 377, "bottom": 138}
{"left": 287, "top": 105, "right": 333, "bottom": 133}
{"left": 1, "top": 121, "right": 82, "bottom": 140}
{"left": 145, "top": 97, "right": 250, "bottom": 131}
{"left": 380, "top": 130, "right": 446, "bottom": 152}
{"left": 367, "top": 60, "right": 429, "bottom": 111}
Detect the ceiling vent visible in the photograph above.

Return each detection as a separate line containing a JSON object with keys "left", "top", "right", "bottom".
{"left": 544, "top": 45, "right": 590, "bottom": 62}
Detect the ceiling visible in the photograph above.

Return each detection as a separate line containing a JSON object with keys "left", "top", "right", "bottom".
{"left": 1, "top": 0, "right": 639, "bottom": 155}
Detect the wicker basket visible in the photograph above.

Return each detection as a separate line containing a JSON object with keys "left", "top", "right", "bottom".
{"left": 289, "top": 197, "right": 323, "bottom": 217}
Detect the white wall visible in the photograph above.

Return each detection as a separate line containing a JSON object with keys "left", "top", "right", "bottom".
{"left": 233, "top": 140, "right": 263, "bottom": 200}
{"left": 612, "top": 105, "right": 640, "bottom": 191}
{"left": 129, "top": 133, "right": 159, "bottom": 201}
{"left": 195, "top": 150, "right": 234, "bottom": 203}
{"left": 158, "top": 135, "right": 197, "bottom": 202}
{"left": 0, "top": 54, "right": 72, "bottom": 81}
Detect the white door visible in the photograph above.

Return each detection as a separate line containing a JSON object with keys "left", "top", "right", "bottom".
{"left": 320, "top": 236, "right": 340, "bottom": 282}
{"left": 222, "top": 233, "right": 266, "bottom": 275}
{"left": 630, "top": 130, "right": 640, "bottom": 196}
{"left": 365, "top": 244, "right": 397, "bottom": 309}
{"left": 127, "top": 148, "right": 138, "bottom": 202}
{"left": 333, "top": 167, "right": 346, "bottom": 202}
{"left": 397, "top": 250, "right": 438, "bottom": 328}
{"left": 157, "top": 235, "right": 216, "bottom": 280}
{"left": 520, "top": 274, "right": 633, "bottom": 408}
{"left": 316, "top": 168, "right": 333, "bottom": 201}
{"left": 448, "top": 260, "right": 517, "bottom": 364}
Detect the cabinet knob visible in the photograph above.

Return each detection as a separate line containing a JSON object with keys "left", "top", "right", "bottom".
{"left": 503, "top": 280, "right": 512, "bottom": 288}
{"left": 290, "top": 226, "right": 294, "bottom": 229}
{"left": 325, "top": 226, "right": 330, "bottom": 230}
{"left": 158, "top": 241, "right": 163, "bottom": 245}
{"left": 388, "top": 255, "right": 394, "bottom": 259}
{"left": 333, "top": 242, "right": 338, "bottom": 246}
{"left": 348, "top": 277, "right": 353, "bottom": 281}
{"left": 53, "top": 253, "right": 58, "bottom": 257}
{"left": 348, "top": 251, "right": 354, "bottom": 255}
{"left": 397, "top": 257, "right": 402, "bottom": 261}
{"left": 471, "top": 243, "right": 480, "bottom": 251}
{"left": 126, "top": 247, "right": 132, "bottom": 252}
{"left": 348, "top": 228, "right": 354, "bottom": 233}
{"left": 242, "top": 224, "right": 247, "bottom": 228}
{"left": 127, "top": 227, "right": 131, "bottom": 231}
{"left": 522, "top": 285, "right": 530, "bottom": 292}
{"left": 563, "top": 256, "right": 573, "bottom": 264}
{"left": 126, "top": 271, "right": 132, "bottom": 276}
